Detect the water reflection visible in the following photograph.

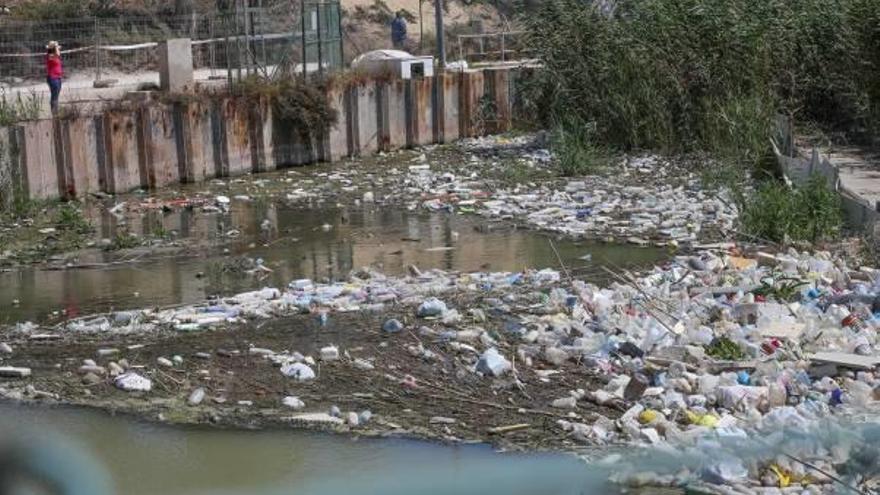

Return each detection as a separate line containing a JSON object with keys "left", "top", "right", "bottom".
{"left": 0, "top": 202, "right": 667, "bottom": 324}
{"left": 0, "top": 405, "right": 603, "bottom": 495}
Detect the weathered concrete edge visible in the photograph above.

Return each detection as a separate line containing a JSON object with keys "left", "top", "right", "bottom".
{"left": 0, "top": 68, "right": 520, "bottom": 205}
{"left": 773, "top": 119, "right": 880, "bottom": 235}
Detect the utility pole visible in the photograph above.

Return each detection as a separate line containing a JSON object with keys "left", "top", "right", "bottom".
{"left": 434, "top": 0, "right": 445, "bottom": 67}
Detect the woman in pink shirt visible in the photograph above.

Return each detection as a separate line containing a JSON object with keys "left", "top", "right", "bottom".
{"left": 45, "top": 40, "right": 63, "bottom": 114}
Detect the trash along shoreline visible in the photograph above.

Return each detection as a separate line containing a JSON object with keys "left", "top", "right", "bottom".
{"left": 2, "top": 135, "right": 879, "bottom": 493}
{"left": 3, "top": 243, "right": 880, "bottom": 493}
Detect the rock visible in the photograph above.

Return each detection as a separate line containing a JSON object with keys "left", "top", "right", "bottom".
{"left": 417, "top": 298, "right": 448, "bottom": 317}
{"left": 0, "top": 343, "right": 12, "bottom": 354}
{"left": 363, "top": 191, "right": 375, "bottom": 203}
{"left": 382, "top": 319, "right": 404, "bottom": 333}
{"left": 237, "top": 401, "right": 253, "bottom": 406}
{"left": 82, "top": 359, "right": 97, "bottom": 367}
{"left": 78, "top": 365, "right": 106, "bottom": 376}
{"left": 118, "top": 359, "right": 130, "bottom": 369}
{"left": 329, "top": 405, "right": 341, "bottom": 417}
{"left": 172, "top": 355, "right": 184, "bottom": 365}
{"left": 320, "top": 346, "right": 339, "bottom": 361}
{"left": 551, "top": 396, "right": 578, "bottom": 409}
{"left": 81, "top": 372, "right": 102, "bottom": 385}
{"left": 194, "top": 352, "right": 212, "bottom": 360}
{"left": 157, "top": 357, "right": 174, "bottom": 367}
{"left": 346, "top": 412, "right": 360, "bottom": 426}
{"left": 188, "top": 387, "right": 206, "bottom": 406}
{"left": 282, "top": 396, "right": 306, "bottom": 410}
{"left": 114, "top": 372, "right": 151, "bottom": 392}
{"left": 280, "top": 363, "right": 316, "bottom": 381}
{"left": 476, "top": 347, "right": 512, "bottom": 377}
{"left": 96, "top": 348, "right": 119, "bottom": 358}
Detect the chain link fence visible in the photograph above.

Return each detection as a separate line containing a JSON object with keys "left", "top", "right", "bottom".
{"left": 0, "top": 0, "right": 343, "bottom": 98}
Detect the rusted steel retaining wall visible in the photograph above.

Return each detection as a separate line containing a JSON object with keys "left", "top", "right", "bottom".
{"left": 0, "top": 68, "right": 517, "bottom": 205}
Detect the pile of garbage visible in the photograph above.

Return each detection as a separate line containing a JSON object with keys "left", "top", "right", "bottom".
{"left": 410, "top": 154, "right": 738, "bottom": 244}
{"left": 102, "top": 136, "right": 737, "bottom": 246}
{"left": 14, "top": 241, "right": 880, "bottom": 491}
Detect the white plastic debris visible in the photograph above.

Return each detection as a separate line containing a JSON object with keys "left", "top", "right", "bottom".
{"left": 476, "top": 348, "right": 511, "bottom": 377}
{"left": 280, "top": 363, "right": 316, "bottom": 381}
{"left": 282, "top": 396, "right": 306, "bottom": 410}
{"left": 114, "top": 372, "right": 152, "bottom": 392}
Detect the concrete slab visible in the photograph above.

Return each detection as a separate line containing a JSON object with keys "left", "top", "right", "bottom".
{"left": 20, "top": 119, "right": 60, "bottom": 200}
{"left": 459, "top": 71, "right": 486, "bottom": 138}
{"left": 319, "top": 86, "right": 347, "bottom": 162}
{"left": 139, "top": 104, "right": 180, "bottom": 189}
{"left": 485, "top": 68, "right": 512, "bottom": 134}
{"left": 58, "top": 117, "right": 101, "bottom": 198}
{"left": 352, "top": 84, "right": 379, "bottom": 156}
{"left": 221, "top": 99, "right": 253, "bottom": 176}
{"left": 435, "top": 72, "right": 460, "bottom": 143}
{"left": 102, "top": 111, "right": 143, "bottom": 194}
{"left": 175, "top": 101, "right": 215, "bottom": 183}
{"left": 406, "top": 78, "right": 434, "bottom": 147}
{"left": 378, "top": 80, "right": 407, "bottom": 152}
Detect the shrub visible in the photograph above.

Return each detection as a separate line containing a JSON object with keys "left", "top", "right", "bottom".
{"left": 237, "top": 76, "right": 338, "bottom": 139}
{"left": 740, "top": 175, "right": 843, "bottom": 243}
{"left": 523, "top": 0, "right": 880, "bottom": 173}
{"left": 550, "top": 116, "right": 608, "bottom": 176}
{"left": 0, "top": 92, "right": 42, "bottom": 126}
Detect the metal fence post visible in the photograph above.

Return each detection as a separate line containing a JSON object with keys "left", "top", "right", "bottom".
{"left": 301, "top": 0, "right": 307, "bottom": 76}
{"left": 94, "top": 18, "right": 101, "bottom": 82}
{"left": 316, "top": 0, "right": 323, "bottom": 75}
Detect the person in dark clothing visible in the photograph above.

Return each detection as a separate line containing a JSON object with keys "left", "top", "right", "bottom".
{"left": 391, "top": 11, "right": 407, "bottom": 50}
{"left": 45, "top": 40, "right": 63, "bottom": 114}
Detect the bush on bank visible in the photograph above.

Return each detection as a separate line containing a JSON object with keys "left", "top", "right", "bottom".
{"left": 741, "top": 175, "right": 843, "bottom": 243}
{"left": 523, "top": 0, "right": 880, "bottom": 174}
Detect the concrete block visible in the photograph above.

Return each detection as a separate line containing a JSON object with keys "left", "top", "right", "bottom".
{"left": 378, "top": 80, "right": 407, "bottom": 152}
{"left": 351, "top": 84, "right": 379, "bottom": 156}
{"left": 220, "top": 99, "right": 253, "bottom": 176}
{"left": 174, "top": 101, "right": 214, "bottom": 183}
{"left": 435, "top": 72, "right": 460, "bottom": 143}
{"left": 459, "top": 71, "right": 486, "bottom": 138}
{"left": 158, "top": 39, "right": 194, "bottom": 93}
{"left": 318, "top": 86, "right": 347, "bottom": 162}
{"left": 101, "top": 111, "right": 143, "bottom": 193}
{"left": 138, "top": 104, "right": 180, "bottom": 189}
{"left": 253, "top": 98, "right": 276, "bottom": 172}
{"left": 57, "top": 117, "right": 101, "bottom": 198}
{"left": 19, "top": 119, "right": 59, "bottom": 200}
{"left": 406, "top": 77, "right": 434, "bottom": 147}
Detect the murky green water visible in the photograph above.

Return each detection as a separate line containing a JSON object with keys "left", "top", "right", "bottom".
{"left": 0, "top": 204, "right": 667, "bottom": 324}
{"left": 0, "top": 404, "right": 610, "bottom": 495}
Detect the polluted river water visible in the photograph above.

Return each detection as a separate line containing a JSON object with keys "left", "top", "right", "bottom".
{"left": 0, "top": 200, "right": 666, "bottom": 494}
{"left": 0, "top": 404, "right": 617, "bottom": 495}
{"left": 0, "top": 201, "right": 667, "bottom": 325}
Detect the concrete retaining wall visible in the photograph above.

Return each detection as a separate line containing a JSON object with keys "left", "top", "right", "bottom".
{"left": 0, "top": 67, "right": 518, "bottom": 204}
